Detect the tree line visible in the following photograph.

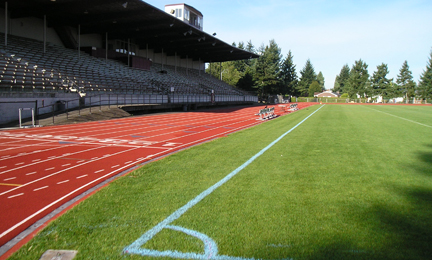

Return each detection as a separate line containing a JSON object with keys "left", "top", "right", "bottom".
{"left": 206, "top": 39, "right": 432, "bottom": 100}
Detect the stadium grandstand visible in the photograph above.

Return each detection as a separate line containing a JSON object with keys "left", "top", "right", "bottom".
{"left": 0, "top": 0, "right": 259, "bottom": 126}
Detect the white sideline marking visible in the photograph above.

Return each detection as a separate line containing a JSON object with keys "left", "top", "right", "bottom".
{"left": 62, "top": 164, "right": 71, "bottom": 167}
{"left": 15, "top": 162, "right": 24, "bottom": 166}
{"left": 369, "top": 107, "right": 432, "bottom": 128}
{"left": 3, "top": 177, "right": 16, "bottom": 181}
{"left": 77, "top": 174, "right": 88, "bottom": 179}
{"left": 45, "top": 167, "right": 55, "bottom": 171}
{"left": 0, "top": 166, "right": 6, "bottom": 169}
{"left": 94, "top": 169, "right": 105, "bottom": 173}
{"left": 57, "top": 180, "right": 69, "bottom": 185}
{"left": 124, "top": 105, "right": 325, "bottom": 256}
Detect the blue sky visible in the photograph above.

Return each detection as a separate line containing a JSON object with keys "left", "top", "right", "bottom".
{"left": 148, "top": 0, "right": 432, "bottom": 90}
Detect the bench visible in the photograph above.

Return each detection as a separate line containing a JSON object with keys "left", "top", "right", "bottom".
{"left": 256, "top": 107, "right": 276, "bottom": 120}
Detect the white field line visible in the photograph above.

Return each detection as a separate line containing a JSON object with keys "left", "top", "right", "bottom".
{"left": 124, "top": 105, "right": 325, "bottom": 253}
{"left": 56, "top": 180, "right": 69, "bottom": 185}
{"left": 368, "top": 107, "right": 432, "bottom": 128}
{"left": 7, "top": 193, "right": 24, "bottom": 199}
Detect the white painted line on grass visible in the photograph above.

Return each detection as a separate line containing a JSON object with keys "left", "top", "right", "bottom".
{"left": 33, "top": 186, "right": 48, "bottom": 191}
{"left": 8, "top": 193, "right": 24, "bottom": 199}
{"left": 369, "top": 107, "right": 432, "bottom": 128}
{"left": 57, "top": 180, "right": 69, "bottom": 185}
{"left": 124, "top": 105, "right": 325, "bottom": 256}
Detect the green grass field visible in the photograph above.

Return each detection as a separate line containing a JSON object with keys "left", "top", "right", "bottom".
{"left": 9, "top": 104, "right": 432, "bottom": 260}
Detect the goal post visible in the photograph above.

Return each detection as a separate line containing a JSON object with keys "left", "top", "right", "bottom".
{"left": 18, "top": 108, "right": 35, "bottom": 128}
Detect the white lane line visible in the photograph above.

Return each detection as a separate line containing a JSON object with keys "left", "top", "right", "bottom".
{"left": 3, "top": 177, "right": 16, "bottom": 181}
{"left": 32, "top": 159, "right": 41, "bottom": 162}
{"left": 57, "top": 180, "right": 69, "bottom": 185}
{"left": 62, "top": 163, "right": 71, "bottom": 167}
{"left": 26, "top": 172, "right": 37, "bottom": 176}
{"left": 45, "top": 167, "right": 55, "bottom": 171}
{"left": 0, "top": 166, "right": 6, "bottom": 169}
{"left": 8, "top": 193, "right": 24, "bottom": 199}
{"left": 125, "top": 161, "right": 133, "bottom": 164}
{"left": 77, "top": 160, "right": 85, "bottom": 163}
{"left": 15, "top": 162, "right": 25, "bottom": 166}
{"left": 111, "top": 165, "right": 120, "bottom": 168}
{"left": 94, "top": 169, "right": 105, "bottom": 173}
{"left": 77, "top": 174, "right": 88, "bottom": 179}
{"left": 33, "top": 186, "right": 48, "bottom": 191}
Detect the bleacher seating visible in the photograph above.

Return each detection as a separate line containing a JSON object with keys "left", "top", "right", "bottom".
{"left": 0, "top": 33, "right": 249, "bottom": 97}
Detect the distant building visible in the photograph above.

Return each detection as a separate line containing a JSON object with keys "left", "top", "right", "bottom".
{"left": 165, "top": 3, "right": 203, "bottom": 31}
{"left": 314, "top": 90, "right": 340, "bottom": 98}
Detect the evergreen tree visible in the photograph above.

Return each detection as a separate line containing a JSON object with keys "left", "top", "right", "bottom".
{"left": 396, "top": 60, "right": 416, "bottom": 99}
{"left": 254, "top": 39, "right": 282, "bottom": 97}
{"left": 317, "top": 71, "right": 325, "bottom": 91}
{"left": 418, "top": 49, "right": 432, "bottom": 99}
{"left": 333, "top": 64, "right": 350, "bottom": 93}
{"left": 298, "top": 59, "right": 317, "bottom": 97}
{"left": 370, "top": 63, "right": 392, "bottom": 98}
{"left": 308, "top": 81, "right": 322, "bottom": 97}
{"left": 279, "top": 50, "right": 298, "bottom": 96}
{"left": 346, "top": 59, "right": 369, "bottom": 98}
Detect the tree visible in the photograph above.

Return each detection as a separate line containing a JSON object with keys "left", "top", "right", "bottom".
{"left": 254, "top": 39, "right": 282, "bottom": 97}
{"left": 298, "top": 59, "right": 317, "bottom": 97}
{"left": 317, "top": 71, "right": 325, "bottom": 91}
{"left": 370, "top": 63, "right": 393, "bottom": 98}
{"left": 396, "top": 61, "right": 416, "bottom": 99}
{"left": 346, "top": 60, "right": 370, "bottom": 98}
{"left": 333, "top": 64, "right": 350, "bottom": 94}
{"left": 279, "top": 50, "right": 298, "bottom": 96}
{"left": 308, "top": 81, "right": 322, "bottom": 97}
{"left": 418, "top": 49, "right": 432, "bottom": 99}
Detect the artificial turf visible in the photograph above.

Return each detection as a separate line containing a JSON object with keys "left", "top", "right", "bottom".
{"left": 8, "top": 104, "right": 432, "bottom": 260}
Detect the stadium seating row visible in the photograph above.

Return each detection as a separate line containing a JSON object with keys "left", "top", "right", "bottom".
{"left": 0, "top": 33, "right": 250, "bottom": 97}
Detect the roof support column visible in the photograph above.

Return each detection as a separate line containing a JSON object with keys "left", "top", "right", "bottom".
{"left": 78, "top": 24, "right": 81, "bottom": 60}
{"left": 220, "top": 62, "right": 222, "bottom": 81}
{"left": 105, "top": 32, "right": 108, "bottom": 64}
{"left": 174, "top": 52, "right": 177, "bottom": 73}
{"left": 161, "top": 48, "right": 164, "bottom": 71}
{"left": 43, "top": 15, "right": 47, "bottom": 54}
{"left": 127, "top": 38, "right": 130, "bottom": 67}
{"left": 4, "top": 2, "right": 7, "bottom": 48}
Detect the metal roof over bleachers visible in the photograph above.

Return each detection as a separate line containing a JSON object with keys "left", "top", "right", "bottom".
{"left": 2, "top": 0, "right": 259, "bottom": 62}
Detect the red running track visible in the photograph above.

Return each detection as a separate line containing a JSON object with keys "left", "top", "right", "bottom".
{"left": 0, "top": 104, "right": 314, "bottom": 249}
